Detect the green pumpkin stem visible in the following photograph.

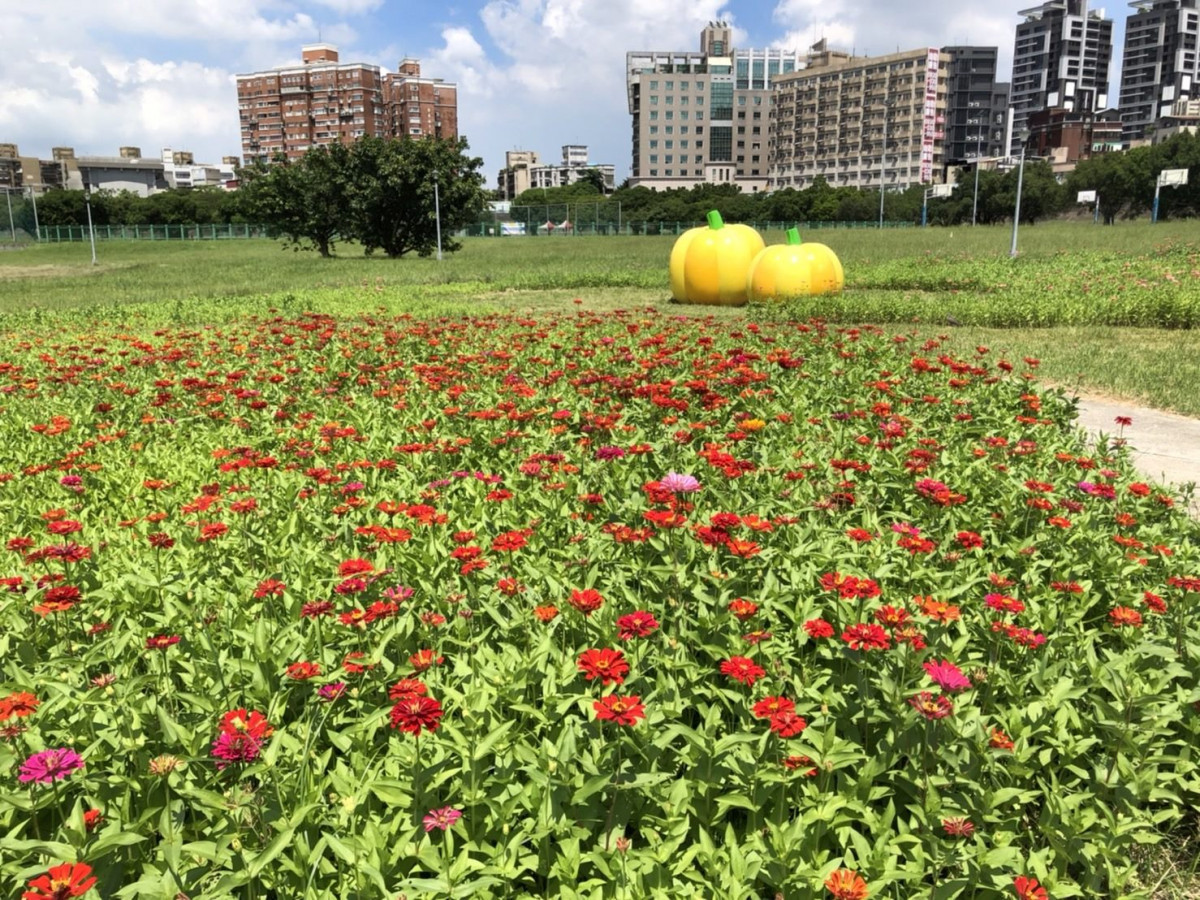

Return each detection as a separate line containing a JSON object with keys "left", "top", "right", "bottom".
{"left": 786, "top": 227, "right": 801, "bottom": 245}
{"left": 707, "top": 210, "right": 725, "bottom": 230}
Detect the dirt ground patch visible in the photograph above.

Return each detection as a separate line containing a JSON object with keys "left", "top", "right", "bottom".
{"left": 0, "top": 264, "right": 101, "bottom": 280}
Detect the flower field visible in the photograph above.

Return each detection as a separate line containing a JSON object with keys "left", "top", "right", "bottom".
{"left": 1, "top": 307, "right": 1198, "bottom": 899}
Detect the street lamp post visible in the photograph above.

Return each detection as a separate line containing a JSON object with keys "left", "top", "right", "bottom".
{"left": 84, "top": 183, "right": 98, "bottom": 266}
{"left": 4, "top": 189, "right": 13, "bottom": 244}
{"left": 432, "top": 170, "right": 443, "bottom": 262}
{"left": 28, "top": 186, "right": 40, "bottom": 241}
{"left": 878, "top": 98, "right": 889, "bottom": 229}
{"left": 972, "top": 122, "right": 985, "bottom": 227}
{"left": 1009, "top": 128, "right": 1030, "bottom": 259}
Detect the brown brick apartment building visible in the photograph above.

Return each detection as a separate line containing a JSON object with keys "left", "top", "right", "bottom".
{"left": 236, "top": 45, "right": 458, "bottom": 163}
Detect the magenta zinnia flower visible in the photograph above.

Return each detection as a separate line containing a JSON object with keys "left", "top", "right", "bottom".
{"left": 659, "top": 472, "right": 701, "bottom": 494}
{"left": 422, "top": 806, "right": 462, "bottom": 832}
{"left": 211, "top": 732, "right": 263, "bottom": 769}
{"left": 18, "top": 747, "right": 85, "bottom": 784}
{"left": 922, "top": 659, "right": 972, "bottom": 693}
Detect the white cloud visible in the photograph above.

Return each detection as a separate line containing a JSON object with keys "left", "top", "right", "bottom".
{"left": 426, "top": 0, "right": 746, "bottom": 183}
{"left": 308, "top": 0, "right": 384, "bottom": 14}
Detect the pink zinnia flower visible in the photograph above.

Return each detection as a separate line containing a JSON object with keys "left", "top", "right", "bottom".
{"left": 318, "top": 682, "right": 347, "bottom": 701}
{"left": 659, "top": 472, "right": 701, "bottom": 494}
{"left": 422, "top": 806, "right": 463, "bottom": 832}
{"left": 210, "top": 732, "right": 263, "bottom": 769}
{"left": 922, "top": 659, "right": 972, "bottom": 692}
{"left": 18, "top": 747, "right": 85, "bottom": 784}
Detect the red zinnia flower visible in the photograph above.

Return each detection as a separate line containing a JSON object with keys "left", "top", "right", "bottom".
{"left": 253, "top": 579, "right": 285, "bottom": 599}
{"left": 825, "top": 868, "right": 870, "bottom": 900}
{"left": 769, "top": 711, "right": 807, "bottom": 737}
{"left": 21, "top": 861, "right": 97, "bottom": 900}
{"left": 286, "top": 661, "right": 321, "bottom": 680}
{"left": 616, "top": 610, "right": 659, "bottom": 640}
{"left": 720, "top": 656, "right": 766, "bottom": 686}
{"left": 577, "top": 648, "right": 630, "bottom": 685}
{"left": 956, "top": 531, "right": 984, "bottom": 549}
{"left": 493, "top": 530, "right": 532, "bottom": 553}
{"left": 388, "top": 678, "right": 427, "bottom": 701}
{"left": 752, "top": 696, "right": 795, "bottom": 719}
{"left": 593, "top": 694, "right": 646, "bottom": 726}
{"left": 804, "top": 618, "right": 834, "bottom": 639}
{"left": 533, "top": 605, "right": 559, "bottom": 623}
{"left": 389, "top": 695, "right": 444, "bottom": 735}
{"left": 909, "top": 691, "right": 954, "bottom": 720}
{"left": 145, "top": 635, "right": 180, "bottom": 651}
{"left": 569, "top": 588, "right": 604, "bottom": 616}
{"left": 1013, "top": 875, "right": 1048, "bottom": 900}
{"left": 219, "top": 709, "right": 274, "bottom": 740}
{"left": 728, "top": 598, "right": 759, "bottom": 620}
{"left": 841, "top": 623, "right": 890, "bottom": 651}
{"left": 339, "top": 558, "right": 374, "bottom": 576}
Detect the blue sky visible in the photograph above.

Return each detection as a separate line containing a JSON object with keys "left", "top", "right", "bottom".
{"left": 2, "top": 1, "right": 1128, "bottom": 186}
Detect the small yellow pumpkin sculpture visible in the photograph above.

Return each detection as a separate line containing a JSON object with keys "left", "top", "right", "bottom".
{"left": 669, "top": 210, "right": 765, "bottom": 306}
{"left": 747, "top": 227, "right": 844, "bottom": 300}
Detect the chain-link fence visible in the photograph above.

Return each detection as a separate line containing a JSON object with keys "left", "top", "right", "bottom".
{"left": 34, "top": 224, "right": 274, "bottom": 242}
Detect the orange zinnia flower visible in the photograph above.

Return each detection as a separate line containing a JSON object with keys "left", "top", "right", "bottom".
{"left": 825, "top": 868, "right": 869, "bottom": 900}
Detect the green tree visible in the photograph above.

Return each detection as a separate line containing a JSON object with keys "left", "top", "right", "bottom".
{"left": 578, "top": 168, "right": 609, "bottom": 194}
{"left": 345, "top": 136, "right": 486, "bottom": 258}
{"left": 236, "top": 144, "right": 352, "bottom": 257}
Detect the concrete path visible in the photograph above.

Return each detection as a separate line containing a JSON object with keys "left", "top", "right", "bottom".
{"left": 1072, "top": 396, "right": 1200, "bottom": 515}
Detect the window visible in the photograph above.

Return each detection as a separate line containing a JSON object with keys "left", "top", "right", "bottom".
{"left": 665, "top": 169, "right": 673, "bottom": 176}
{"left": 650, "top": 125, "right": 658, "bottom": 134}
{"left": 650, "top": 140, "right": 658, "bottom": 148}
{"left": 665, "top": 81, "right": 674, "bottom": 90}
{"left": 681, "top": 139, "right": 689, "bottom": 148}
{"left": 665, "top": 125, "right": 674, "bottom": 134}
{"left": 649, "top": 80, "right": 659, "bottom": 89}
{"left": 709, "top": 124, "right": 732, "bottom": 161}
{"left": 665, "top": 155, "right": 673, "bottom": 163}
{"left": 651, "top": 95, "right": 659, "bottom": 104}
{"left": 709, "top": 81, "right": 733, "bottom": 119}
{"left": 650, "top": 154, "right": 658, "bottom": 163}
{"left": 681, "top": 95, "right": 689, "bottom": 105}
{"left": 681, "top": 111, "right": 689, "bottom": 120}
{"left": 666, "top": 111, "right": 673, "bottom": 119}
{"left": 650, "top": 111, "right": 658, "bottom": 120}
{"left": 666, "top": 96, "right": 673, "bottom": 104}
{"left": 738, "top": 96, "right": 747, "bottom": 105}
{"left": 649, "top": 169, "right": 658, "bottom": 176}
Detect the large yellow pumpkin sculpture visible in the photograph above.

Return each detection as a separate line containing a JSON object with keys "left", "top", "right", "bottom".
{"left": 669, "top": 211, "right": 764, "bottom": 306}
{"left": 747, "top": 227, "right": 844, "bottom": 301}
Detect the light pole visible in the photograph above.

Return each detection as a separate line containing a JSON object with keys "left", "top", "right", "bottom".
{"left": 1009, "top": 127, "right": 1030, "bottom": 259}
{"left": 432, "top": 170, "right": 443, "bottom": 261}
{"left": 971, "top": 120, "right": 985, "bottom": 227}
{"left": 878, "top": 96, "right": 890, "bottom": 229}
{"left": 83, "top": 182, "right": 98, "bottom": 266}
{"left": 4, "top": 189, "right": 13, "bottom": 244}
{"left": 28, "top": 185, "right": 40, "bottom": 241}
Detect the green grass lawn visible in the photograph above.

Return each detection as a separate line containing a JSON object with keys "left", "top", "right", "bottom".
{"left": 2, "top": 221, "right": 1199, "bottom": 416}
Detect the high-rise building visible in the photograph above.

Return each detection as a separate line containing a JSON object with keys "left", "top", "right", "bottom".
{"left": 626, "top": 22, "right": 803, "bottom": 191}
{"left": 768, "top": 45, "right": 952, "bottom": 191}
{"left": 1010, "top": 1, "right": 1114, "bottom": 153}
{"left": 384, "top": 58, "right": 458, "bottom": 142}
{"left": 236, "top": 45, "right": 457, "bottom": 163}
{"left": 941, "top": 47, "right": 1011, "bottom": 163}
{"left": 497, "top": 150, "right": 541, "bottom": 200}
{"left": 1118, "top": 0, "right": 1200, "bottom": 145}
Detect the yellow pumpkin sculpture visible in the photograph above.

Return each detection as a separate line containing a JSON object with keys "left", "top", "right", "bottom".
{"left": 669, "top": 210, "right": 764, "bottom": 306}
{"left": 747, "top": 227, "right": 844, "bottom": 300}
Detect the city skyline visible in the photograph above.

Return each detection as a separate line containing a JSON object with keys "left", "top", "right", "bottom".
{"left": 2, "top": 0, "right": 1134, "bottom": 183}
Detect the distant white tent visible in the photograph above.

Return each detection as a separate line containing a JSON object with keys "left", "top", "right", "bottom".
{"left": 559, "top": 220, "right": 572, "bottom": 231}
{"left": 540, "top": 220, "right": 555, "bottom": 232}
